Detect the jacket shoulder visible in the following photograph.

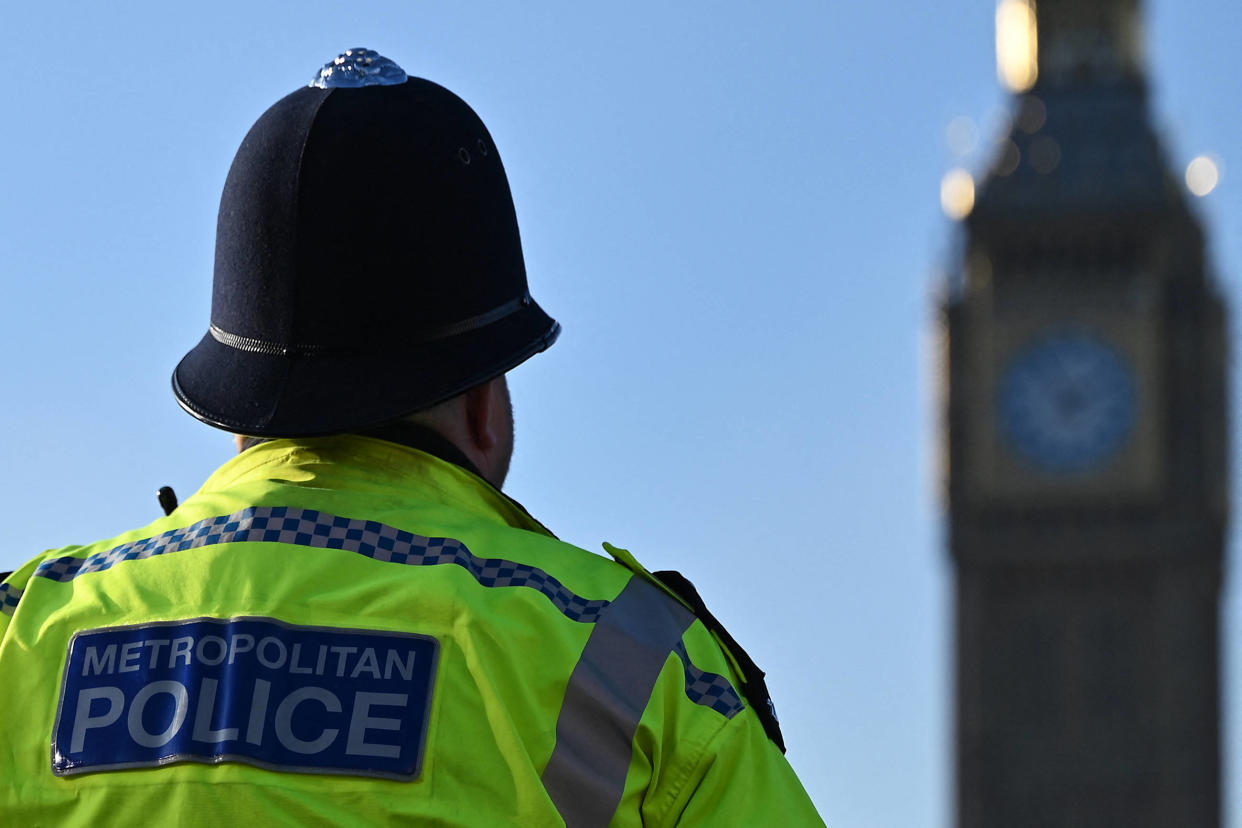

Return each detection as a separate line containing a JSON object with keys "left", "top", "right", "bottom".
{"left": 601, "top": 542, "right": 785, "bottom": 752}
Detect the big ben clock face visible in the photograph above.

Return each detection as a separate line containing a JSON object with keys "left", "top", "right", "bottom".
{"left": 997, "top": 332, "right": 1138, "bottom": 474}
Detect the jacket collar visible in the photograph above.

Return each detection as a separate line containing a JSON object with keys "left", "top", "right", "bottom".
{"left": 358, "top": 422, "right": 485, "bottom": 480}
{"left": 196, "top": 433, "right": 555, "bottom": 538}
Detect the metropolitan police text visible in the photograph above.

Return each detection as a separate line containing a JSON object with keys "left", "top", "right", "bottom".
{"left": 65, "top": 630, "right": 420, "bottom": 764}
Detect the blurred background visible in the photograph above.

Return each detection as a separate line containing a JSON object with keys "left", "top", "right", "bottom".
{"left": 1, "top": 1, "right": 1239, "bottom": 825}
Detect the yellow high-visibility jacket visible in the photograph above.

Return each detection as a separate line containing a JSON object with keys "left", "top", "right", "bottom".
{"left": 0, "top": 435, "right": 823, "bottom": 826}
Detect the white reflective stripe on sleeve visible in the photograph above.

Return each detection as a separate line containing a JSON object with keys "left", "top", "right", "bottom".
{"left": 541, "top": 576, "right": 695, "bottom": 827}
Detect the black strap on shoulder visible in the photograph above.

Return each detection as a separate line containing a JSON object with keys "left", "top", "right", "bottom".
{"left": 157, "top": 486, "right": 179, "bottom": 516}
{"left": 653, "top": 570, "right": 786, "bottom": 753}
{"left": 0, "top": 571, "right": 11, "bottom": 582}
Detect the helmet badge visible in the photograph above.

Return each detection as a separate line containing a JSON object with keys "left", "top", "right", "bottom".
{"left": 310, "top": 48, "right": 408, "bottom": 89}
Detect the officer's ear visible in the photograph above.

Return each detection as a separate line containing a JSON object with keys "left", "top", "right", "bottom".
{"left": 463, "top": 377, "right": 502, "bottom": 453}
{"left": 463, "top": 376, "right": 514, "bottom": 489}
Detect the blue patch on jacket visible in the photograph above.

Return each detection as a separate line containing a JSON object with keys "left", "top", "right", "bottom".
{"left": 53, "top": 617, "right": 438, "bottom": 780}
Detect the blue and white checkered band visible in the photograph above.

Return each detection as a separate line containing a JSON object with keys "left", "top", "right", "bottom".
{"left": 34, "top": 507, "right": 610, "bottom": 624}
{"left": 310, "top": 48, "right": 407, "bottom": 89}
{"left": 0, "top": 582, "right": 22, "bottom": 616}
{"left": 673, "top": 640, "right": 746, "bottom": 719}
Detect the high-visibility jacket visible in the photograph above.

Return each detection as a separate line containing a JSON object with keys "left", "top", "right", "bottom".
{"left": 0, "top": 435, "right": 823, "bottom": 826}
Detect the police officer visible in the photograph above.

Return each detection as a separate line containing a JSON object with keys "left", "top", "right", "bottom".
{"left": 0, "top": 49, "right": 824, "bottom": 826}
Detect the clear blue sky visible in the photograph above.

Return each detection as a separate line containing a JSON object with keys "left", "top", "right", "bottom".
{"left": 2, "top": 1, "right": 1240, "bottom": 825}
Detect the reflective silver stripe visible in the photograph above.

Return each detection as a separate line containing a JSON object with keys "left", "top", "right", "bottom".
{"left": 542, "top": 577, "right": 695, "bottom": 827}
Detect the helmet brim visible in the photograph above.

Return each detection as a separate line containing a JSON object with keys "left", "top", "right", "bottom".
{"left": 172, "top": 298, "right": 559, "bottom": 437}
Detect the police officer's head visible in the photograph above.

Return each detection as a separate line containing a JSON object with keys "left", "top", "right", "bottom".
{"left": 172, "top": 49, "right": 559, "bottom": 455}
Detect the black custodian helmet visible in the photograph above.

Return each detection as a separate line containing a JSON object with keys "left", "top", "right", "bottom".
{"left": 173, "top": 49, "right": 560, "bottom": 436}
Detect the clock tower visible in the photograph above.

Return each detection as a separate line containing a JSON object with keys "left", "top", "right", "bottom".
{"left": 944, "top": 1, "right": 1228, "bottom": 826}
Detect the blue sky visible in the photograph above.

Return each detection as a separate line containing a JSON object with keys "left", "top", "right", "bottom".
{"left": 3, "top": 1, "right": 1241, "bottom": 824}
